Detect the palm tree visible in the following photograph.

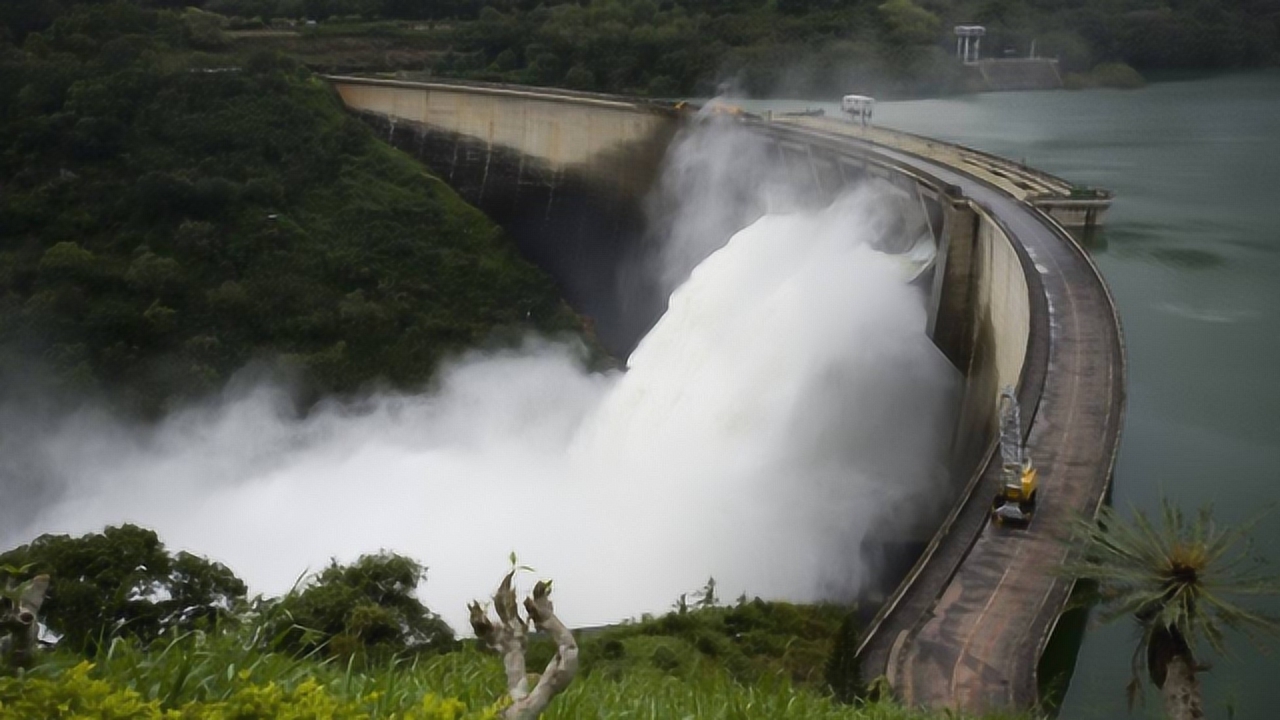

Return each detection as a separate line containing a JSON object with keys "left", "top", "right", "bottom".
{"left": 1063, "top": 500, "right": 1280, "bottom": 720}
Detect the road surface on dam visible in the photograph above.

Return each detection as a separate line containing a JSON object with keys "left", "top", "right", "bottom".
{"left": 777, "top": 118, "right": 1125, "bottom": 712}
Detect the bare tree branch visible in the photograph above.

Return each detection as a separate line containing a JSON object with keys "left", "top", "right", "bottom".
{"left": 470, "top": 573, "right": 578, "bottom": 719}
{"left": 469, "top": 571, "right": 530, "bottom": 701}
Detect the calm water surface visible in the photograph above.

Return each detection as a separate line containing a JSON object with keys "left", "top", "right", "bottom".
{"left": 747, "top": 74, "right": 1280, "bottom": 718}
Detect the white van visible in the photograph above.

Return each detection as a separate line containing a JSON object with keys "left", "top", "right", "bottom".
{"left": 841, "top": 95, "right": 875, "bottom": 126}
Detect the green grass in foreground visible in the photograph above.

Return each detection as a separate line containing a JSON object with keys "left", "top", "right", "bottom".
{"left": 2, "top": 634, "right": 1025, "bottom": 719}
{"left": 0, "top": 534, "right": 1032, "bottom": 719}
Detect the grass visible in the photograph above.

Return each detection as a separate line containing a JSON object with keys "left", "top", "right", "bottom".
{"left": 0, "top": 588, "right": 1030, "bottom": 719}
{"left": 9, "top": 632, "right": 1024, "bottom": 719}
{"left": 4, "top": 532, "right": 1008, "bottom": 718}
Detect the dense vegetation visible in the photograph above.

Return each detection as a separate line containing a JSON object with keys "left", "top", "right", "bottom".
{"left": 0, "top": 525, "right": 1023, "bottom": 719}
{"left": 321, "top": 0, "right": 1280, "bottom": 97}
{"left": 8, "top": 0, "right": 1276, "bottom": 100}
{"left": 1, "top": 526, "right": 458, "bottom": 661}
{"left": 2, "top": 7, "right": 1270, "bottom": 423}
{"left": 0, "top": 525, "right": 246, "bottom": 653}
{"left": 0, "top": 3, "right": 585, "bottom": 415}
{"left": 0, "top": 649, "right": 1013, "bottom": 719}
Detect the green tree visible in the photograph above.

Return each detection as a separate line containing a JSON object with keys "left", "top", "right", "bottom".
{"left": 0, "top": 525, "right": 247, "bottom": 652}
{"left": 271, "top": 552, "right": 454, "bottom": 661}
{"left": 563, "top": 64, "right": 595, "bottom": 90}
{"left": 1037, "top": 29, "right": 1092, "bottom": 73}
{"left": 876, "top": 0, "right": 939, "bottom": 47}
{"left": 1064, "top": 501, "right": 1280, "bottom": 720}
{"left": 492, "top": 47, "right": 518, "bottom": 71}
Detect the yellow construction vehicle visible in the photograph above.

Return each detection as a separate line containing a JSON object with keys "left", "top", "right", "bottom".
{"left": 672, "top": 100, "right": 747, "bottom": 118}
{"left": 991, "top": 386, "right": 1038, "bottom": 527}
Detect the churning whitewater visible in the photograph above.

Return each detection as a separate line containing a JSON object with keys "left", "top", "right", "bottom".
{"left": 0, "top": 144, "right": 958, "bottom": 634}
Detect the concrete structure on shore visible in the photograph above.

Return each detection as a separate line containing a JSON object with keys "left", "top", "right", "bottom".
{"left": 955, "top": 26, "right": 985, "bottom": 64}
{"left": 326, "top": 76, "right": 1125, "bottom": 714}
{"left": 953, "top": 23, "right": 1065, "bottom": 90}
{"left": 976, "top": 58, "right": 1065, "bottom": 91}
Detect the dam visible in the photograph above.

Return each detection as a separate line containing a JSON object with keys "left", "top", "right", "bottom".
{"left": 326, "top": 75, "right": 1126, "bottom": 714}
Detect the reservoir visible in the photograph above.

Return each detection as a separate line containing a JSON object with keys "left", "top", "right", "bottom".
{"left": 744, "top": 71, "right": 1280, "bottom": 718}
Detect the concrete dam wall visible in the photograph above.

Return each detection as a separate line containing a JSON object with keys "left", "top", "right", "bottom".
{"left": 328, "top": 78, "right": 1030, "bottom": 447}
{"left": 332, "top": 78, "right": 679, "bottom": 354}
{"left": 326, "top": 76, "right": 1124, "bottom": 714}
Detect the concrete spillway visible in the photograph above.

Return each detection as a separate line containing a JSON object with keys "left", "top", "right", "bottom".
{"left": 326, "top": 76, "right": 1125, "bottom": 714}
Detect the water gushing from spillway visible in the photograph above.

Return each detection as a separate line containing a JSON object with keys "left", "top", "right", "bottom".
{"left": 0, "top": 123, "right": 958, "bottom": 632}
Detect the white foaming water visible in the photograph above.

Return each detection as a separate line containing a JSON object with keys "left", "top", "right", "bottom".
{"left": 1, "top": 186, "right": 957, "bottom": 632}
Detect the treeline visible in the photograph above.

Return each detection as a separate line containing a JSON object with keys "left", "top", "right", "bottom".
{"left": 441, "top": 0, "right": 968, "bottom": 97}
{"left": 1, "top": 525, "right": 454, "bottom": 659}
{"left": 7, "top": 0, "right": 1277, "bottom": 100}
{"left": 1, "top": 524, "right": 855, "bottom": 697}
{"left": 429, "top": 0, "right": 1279, "bottom": 95}
{"left": 0, "top": 3, "right": 584, "bottom": 414}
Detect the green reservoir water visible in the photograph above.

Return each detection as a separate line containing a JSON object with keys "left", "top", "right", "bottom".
{"left": 745, "top": 73, "right": 1280, "bottom": 718}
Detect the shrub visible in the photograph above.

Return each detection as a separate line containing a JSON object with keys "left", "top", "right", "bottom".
{"left": 1067, "top": 63, "right": 1147, "bottom": 90}
{"left": 270, "top": 552, "right": 454, "bottom": 661}
{"left": 37, "top": 242, "right": 100, "bottom": 284}
{"left": 563, "top": 65, "right": 594, "bottom": 91}
{"left": 560, "top": 597, "right": 850, "bottom": 688}
{"left": 0, "top": 662, "right": 492, "bottom": 719}
{"left": 1091, "top": 62, "right": 1146, "bottom": 89}
{"left": 0, "top": 663, "right": 165, "bottom": 719}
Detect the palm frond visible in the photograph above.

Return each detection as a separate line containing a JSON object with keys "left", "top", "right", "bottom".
{"left": 1061, "top": 498, "right": 1280, "bottom": 695}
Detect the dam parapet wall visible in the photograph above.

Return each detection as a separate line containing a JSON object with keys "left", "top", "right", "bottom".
{"left": 775, "top": 116, "right": 1111, "bottom": 231}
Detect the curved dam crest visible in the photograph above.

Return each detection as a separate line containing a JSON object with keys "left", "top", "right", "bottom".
{"left": 327, "top": 75, "right": 1126, "bottom": 714}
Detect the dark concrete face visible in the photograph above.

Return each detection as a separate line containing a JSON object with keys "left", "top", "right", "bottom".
{"left": 361, "top": 111, "right": 941, "bottom": 361}
{"left": 361, "top": 111, "right": 675, "bottom": 358}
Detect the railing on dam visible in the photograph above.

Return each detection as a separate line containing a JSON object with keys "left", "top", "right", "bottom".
{"left": 325, "top": 76, "right": 1125, "bottom": 714}
{"left": 756, "top": 114, "right": 1123, "bottom": 713}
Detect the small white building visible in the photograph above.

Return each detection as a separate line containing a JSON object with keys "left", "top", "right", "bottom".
{"left": 955, "top": 25, "right": 985, "bottom": 64}
{"left": 842, "top": 95, "right": 875, "bottom": 126}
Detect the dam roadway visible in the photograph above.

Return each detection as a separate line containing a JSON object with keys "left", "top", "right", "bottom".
{"left": 325, "top": 77, "right": 1126, "bottom": 714}
{"left": 776, "top": 118, "right": 1125, "bottom": 712}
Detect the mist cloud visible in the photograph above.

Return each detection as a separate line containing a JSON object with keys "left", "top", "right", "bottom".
{"left": 0, "top": 123, "right": 958, "bottom": 632}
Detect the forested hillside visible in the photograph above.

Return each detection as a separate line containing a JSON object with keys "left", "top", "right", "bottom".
{"left": 0, "top": 3, "right": 585, "bottom": 414}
